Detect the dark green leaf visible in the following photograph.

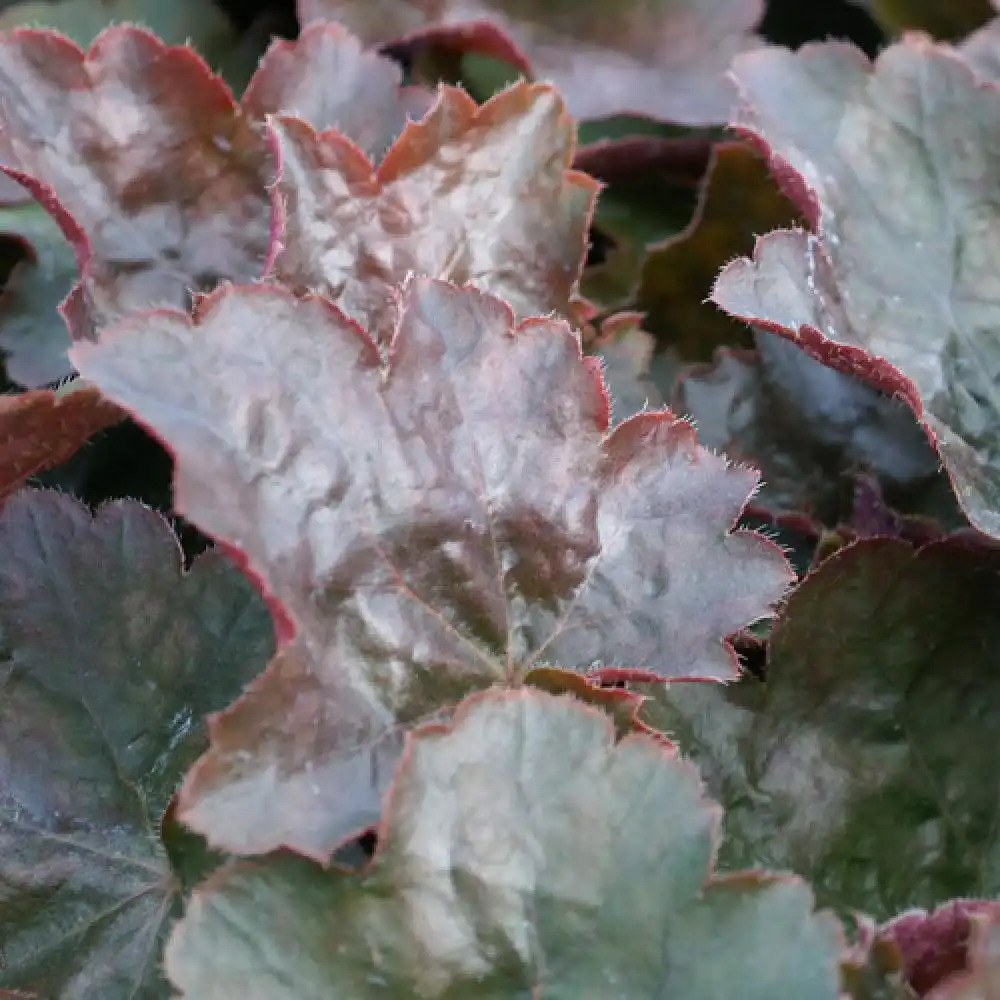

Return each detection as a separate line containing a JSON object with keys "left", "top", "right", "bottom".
{"left": 644, "top": 536, "right": 1000, "bottom": 919}
{"left": 0, "top": 490, "right": 274, "bottom": 998}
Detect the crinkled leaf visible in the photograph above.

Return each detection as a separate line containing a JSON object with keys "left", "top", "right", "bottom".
{"left": 267, "top": 81, "right": 596, "bottom": 339}
{"left": 638, "top": 140, "right": 801, "bottom": 359}
{"left": 711, "top": 38, "right": 1000, "bottom": 538}
{"left": 674, "top": 347, "right": 837, "bottom": 516}
{"left": 0, "top": 25, "right": 275, "bottom": 338}
{"left": 590, "top": 313, "right": 665, "bottom": 425}
{"left": 0, "top": 0, "right": 235, "bottom": 59}
{"left": 299, "top": 0, "right": 763, "bottom": 125}
{"left": 644, "top": 536, "right": 1000, "bottom": 920}
{"left": 243, "top": 21, "right": 433, "bottom": 160}
{"left": 164, "top": 688, "right": 842, "bottom": 999}
{"left": 0, "top": 202, "right": 76, "bottom": 386}
{"left": 0, "top": 490, "right": 274, "bottom": 999}
{"left": 70, "top": 277, "right": 792, "bottom": 859}
{"left": 0, "top": 384, "right": 122, "bottom": 501}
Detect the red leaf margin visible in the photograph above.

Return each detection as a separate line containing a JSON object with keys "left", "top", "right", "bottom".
{"left": 0, "top": 24, "right": 285, "bottom": 342}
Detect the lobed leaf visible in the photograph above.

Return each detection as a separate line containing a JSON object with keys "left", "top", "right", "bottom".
{"left": 298, "top": 0, "right": 764, "bottom": 125}
{"left": 70, "top": 277, "right": 793, "bottom": 859}
{"left": 0, "top": 383, "right": 122, "bottom": 501}
{"left": 0, "top": 25, "right": 275, "bottom": 339}
{"left": 164, "top": 688, "right": 842, "bottom": 999}
{"left": 638, "top": 141, "right": 801, "bottom": 359}
{"left": 0, "top": 490, "right": 274, "bottom": 999}
{"left": 645, "top": 535, "right": 1000, "bottom": 919}
{"left": 712, "top": 37, "right": 1000, "bottom": 538}
{"left": 243, "top": 21, "right": 433, "bottom": 160}
{"left": 267, "top": 81, "right": 596, "bottom": 340}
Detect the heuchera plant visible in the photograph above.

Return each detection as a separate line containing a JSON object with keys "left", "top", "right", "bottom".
{"left": 6, "top": 0, "right": 1000, "bottom": 996}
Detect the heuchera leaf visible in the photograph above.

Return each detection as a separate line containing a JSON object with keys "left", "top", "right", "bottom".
{"left": 164, "top": 688, "right": 843, "bottom": 999}
{"left": 69, "top": 277, "right": 793, "bottom": 859}
{"left": 266, "top": 81, "right": 596, "bottom": 339}
{"left": 0, "top": 384, "right": 121, "bottom": 501}
{"left": 644, "top": 536, "right": 1000, "bottom": 919}
{"left": 242, "top": 21, "right": 433, "bottom": 160}
{"left": 674, "top": 337, "right": 939, "bottom": 518}
{"left": 0, "top": 25, "right": 275, "bottom": 339}
{"left": 0, "top": 20, "right": 426, "bottom": 373}
{"left": 638, "top": 141, "right": 801, "bottom": 359}
{"left": 298, "top": 0, "right": 764, "bottom": 125}
{"left": 960, "top": 15, "right": 1000, "bottom": 81}
{"left": 0, "top": 202, "right": 78, "bottom": 386}
{"left": 923, "top": 909, "right": 1000, "bottom": 999}
{"left": 590, "top": 312, "right": 665, "bottom": 425}
{"left": 881, "top": 900, "right": 1000, "bottom": 996}
{"left": 674, "top": 347, "right": 838, "bottom": 515}
{"left": 0, "top": 490, "right": 274, "bottom": 999}
{"left": 711, "top": 37, "right": 1000, "bottom": 538}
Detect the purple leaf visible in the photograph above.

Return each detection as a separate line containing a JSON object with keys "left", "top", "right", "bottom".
{"left": 0, "top": 25, "right": 276, "bottom": 338}
{"left": 243, "top": 21, "right": 433, "bottom": 160}
{"left": 0, "top": 383, "right": 121, "bottom": 500}
{"left": 298, "top": 0, "right": 765, "bottom": 125}
{"left": 69, "top": 277, "right": 793, "bottom": 859}
{"left": 267, "top": 81, "right": 597, "bottom": 339}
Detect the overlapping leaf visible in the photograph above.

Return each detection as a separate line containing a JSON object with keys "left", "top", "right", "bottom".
{"left": 164, "top": 688, "right": 842, "bottom": 999}
{"left": 266, "top": 81, "right": 596, "bottom": 339}
{"left": 0, "top": 25, "right": 275, "bottom": 339}
{"left": 589, "top": 313, "right": 665, "bottom": 425}
{"left": 243, "top": 21, "right": 433, "bottom": 159}
{"left": 638, "top": 141, "right": 801, "bottom": 358}
{"left": 0, "top": 21, "right": 425, "bottom": 350}
{"left": 0, "top": 203, "right": 78, "bottom": 386}
{"left": 298, "top": 0, "right": 764, "bottom": 125}
{"left": 70, "top": 277, "right": 793, "bottom": 859}
{"left": 645, "top": 536, "right": 1000, "bottom": 920}
{"left": 0, "top": 490, "right": 274, "bottom": 999}
{"left": 712, "top": 37, "right": 1000, "bottom": 537}
{"left": 0, "top": 383, "right": 122, "bottom": 501}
